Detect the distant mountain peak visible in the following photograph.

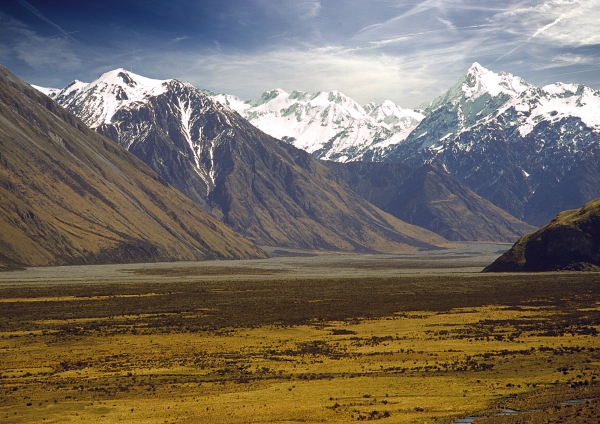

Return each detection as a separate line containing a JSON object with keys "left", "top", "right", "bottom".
{"left": 52, "top": 68, "right": 173, "bottom": 128}
{"left": 430, "top": 63, "right": 530, "bottom": 109}
{"left": 252, "top": 88, "right": 288, "bottom": 106}
{"left": 92, "top": 68, "right": 169, "bottom": 88}
{"left": 211, "top": 88, "right": 423, "bottom": 162}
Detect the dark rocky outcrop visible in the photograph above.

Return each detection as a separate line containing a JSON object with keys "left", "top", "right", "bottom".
{"left": 484, "top": 198, "right": 600, "bottom": 272}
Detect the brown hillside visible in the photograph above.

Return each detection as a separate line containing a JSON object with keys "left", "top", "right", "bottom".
{"left": 0, "top": 65, "right": 265, "bottom": 268}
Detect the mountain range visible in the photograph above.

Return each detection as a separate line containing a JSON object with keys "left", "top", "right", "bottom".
{"left": 200, "top": 64, "right": 600, "bottom": 228}
{"left": 385, "top": 63, "right": 600, "bottom": 226}
{"left": 41, "top": 69, "right": 452, "bottom": 253}
{"left": 20, "top": 60, "right": 600, "bottom": 271}
{"left": 212, "top": 89, "right": 423, "bottom": 162}
{"left": 40, "top": 67, "right": 543, "bottom": 246}
{"left": 0, "top": 65, "right": 266, "bottom": 269}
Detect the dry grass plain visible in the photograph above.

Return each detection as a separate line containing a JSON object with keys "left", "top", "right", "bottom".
{"left": 1, "top": 244, "right": 599, "bottom": 423}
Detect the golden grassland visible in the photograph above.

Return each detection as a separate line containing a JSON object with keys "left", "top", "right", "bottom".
{"left": 1, "top": 266, "right": 599, "bottom": 423}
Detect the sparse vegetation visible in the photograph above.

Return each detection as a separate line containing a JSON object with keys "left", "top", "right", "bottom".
{"left": 1, "top": 258, "right": 599, "bottom": 422}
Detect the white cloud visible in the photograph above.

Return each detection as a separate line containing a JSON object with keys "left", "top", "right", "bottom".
{"left": 300, "top": 1, "right": 322, "bottom": 20}
{"left": 4, "top": 0, "right": 599, "bottom": 108}
{"left": 169, "top": 36, "right": 189, "bottom": 44}
{"left": 534, "top": 0, "right": 600, "bottom": 47}
{"left": 545, "top": 53, "right": 598, "bottom": 68}
{"left": 147, "top": 46, "right": 452, "bottom": 107}
{"left": 491, "top": 0, "right": 600, "bottom": 47}
{"left": 14, "top": 34, "right": 81, "bottom": 70}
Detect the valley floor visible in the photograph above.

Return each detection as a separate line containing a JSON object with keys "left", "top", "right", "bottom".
{"left": 1, "top": 243, "right": 599, "bottom": 423}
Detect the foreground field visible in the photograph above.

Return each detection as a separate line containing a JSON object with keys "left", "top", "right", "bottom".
{"left": 1, "top": 245, "right": 599, "bottom": 423}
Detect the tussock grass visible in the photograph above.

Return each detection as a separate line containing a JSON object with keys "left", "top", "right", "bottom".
{"left": 1, "top": 270, "right": 599, "bottom": 422}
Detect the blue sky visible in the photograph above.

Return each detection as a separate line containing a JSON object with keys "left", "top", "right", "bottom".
{"left": 1, "top": 0, "right": 600, "bottom": 107}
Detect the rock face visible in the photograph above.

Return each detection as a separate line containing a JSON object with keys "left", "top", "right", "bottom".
{"left": 49, "top": 69, "right": 451, "bottom": 253}
{"left": 0, "top": 65, "right": 266, "bottom": 269}
{"left": 325, "top": 162, "right": 536, "bottom": 242}
{"left": 484, "top": 198, "right": 600, "bottom": 272}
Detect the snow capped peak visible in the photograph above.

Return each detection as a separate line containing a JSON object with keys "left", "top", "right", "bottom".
{"left": 54, "top": 69, "right": 173, "bottom": 128}
{"left": 31, "top": 85, "right": 60, "bottom": 98}
{"left": 327, "top": 90, "right": 348, "bottom": 102}
{"left": 542, "top": 82, "right": 584, "bottom": 97}
{"left": 207, "top": 87, "right": 424, "bottom": 161}
{"left": 289, "top": 90, "right": 310, "bottom": 101}
{"left": 251, "top": 89, "right": 288, "bottom": 107}
{"left": 466, "top": 62, "right": 488, "bottom": 76}
{"left": 88, "top": 68, "right": 170, "bottom": 94}
{"left": 211, "top": 93, "right": 251, "bottom": 114}
{"left": 426, "top": 63, "right": 531, "bottom": 113}
{"left": 461, "top": 62, "right": 529, "bottom": 99}
{"left": 365, "top": 100, "right": 424, "bottom": 126}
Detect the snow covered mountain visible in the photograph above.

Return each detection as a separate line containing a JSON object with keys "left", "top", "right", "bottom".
{"left": 44, "top": 68, "right": 451, "bottom": 252}
{"left": 385, "top": 63, "right": 600, "bottom": 225}
{"left": 212, "top": 89, "right": 423, "bottom": 162}
{"left": 49, "top": 69, "right": 234, "bottom": 204}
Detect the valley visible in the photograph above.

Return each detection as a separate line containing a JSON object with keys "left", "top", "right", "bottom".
{"left": 1, "top": 246, "right": 599, "bottom": 423}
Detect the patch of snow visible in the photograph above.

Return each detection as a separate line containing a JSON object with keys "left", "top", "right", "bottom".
{"left": 31, "top": 85, "right": 60, "bottom": 98}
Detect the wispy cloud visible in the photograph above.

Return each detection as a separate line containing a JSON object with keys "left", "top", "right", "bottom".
{"left": 168, "top": 36, "right": 189, "bottom": 45}
{"left": 0, "top": 14, "right": 81, "bottom": 71}
{"left": 142, "top": 46, "right": 449, "bottom": 107}
{"left": 300, "top": 1, "right": 322, "bottom": 20}
{"left": 2, "top": 0, "right": 599, "bottom": 106}
{"left": 485, "top": 0, "right": 600, "bottom": 67}
{"left": 15, "top": 0, "right": 78, "bottom": 42}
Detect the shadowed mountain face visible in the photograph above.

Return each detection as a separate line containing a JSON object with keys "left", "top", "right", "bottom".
{"left": 0, "top": 66, "right": 266, "bottom": 269}
{"left": 485, "top": 198, "right": 600, "bottom": 272}
{"left": 52, "top": 70, "right": 452, "bottom": 253}
{"left": 325, "top": 162, "right": 536, "bottom": 242}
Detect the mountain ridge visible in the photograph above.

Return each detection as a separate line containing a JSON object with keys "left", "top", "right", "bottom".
{"left": 383, "top": 63, "right": 600, "bottom": 225}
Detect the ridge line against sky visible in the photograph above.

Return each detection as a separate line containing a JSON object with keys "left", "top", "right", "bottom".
{"left": 1, "top": 0, "right": 599, "bottom": 108}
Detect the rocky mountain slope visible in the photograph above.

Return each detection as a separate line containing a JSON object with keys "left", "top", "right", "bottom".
{"left": 485, "top": 198, "right": 600, "bottom": 272}
{"left": 0, "top": 65, "right": 266, "bottom": 269}
{"left": 384, "top": 63, "right": 600, "bottom": 226}
{"left": 47, "top": 69, "right": 451, "bottom": 253}
{"left": 212, "top": 89, "right": 423, "bottom": 162}
{"left": 325, "top": 162, "right": 535, "bottom": 242}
